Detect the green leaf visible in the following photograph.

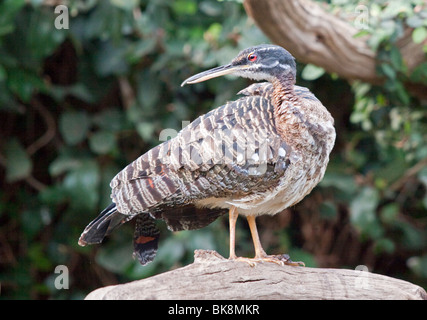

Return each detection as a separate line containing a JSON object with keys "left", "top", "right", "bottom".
{"left": 172, "top": 0, "right": 197, "bottom": 15}
{"left": 410, "top": 61, "right": 427, "bottom": 84}
{"left": 49, "top": 154, "right": 82, "bottom": 177}
{"left": 7, "top": 69, "right": 46, "bottom": 102}
{"left": 0, "top": 65, "right": 7, "bottom": 82}
{"left": 28, "top": 243, "right": 52, "bottom": 271}
{"left": 412, "top": 27, "right": 427, "bottom": 44}
{"left": 136, "top": 70, "right": 161, "bottom": 110}
{"left": 96, "top": 241, "right": 134, "bottom": 273}
{"left": 128, "top": 38, "right": 157, "bottom": 63}
{"left": 110, "top": 0, "right": 139, "bottom": 11}
{"left": 301, "top": 64, "right": 325, "bottom": 81}
{"left": 407, "top": 254, "right": 427, "bottom": 278}
{"left": 94, "top": 40, "right": 129, "bottom": 76}
{"left": 93, "top": 108, "right": 126, "bottom": 132}
{"left": 50, "top": 84, "right": 96, "bottom": 104}
{"left": 22, "top": 207, "right": 49, "bottom": 240}
{"left": 319, "top": 201, "right": 337, "bottom": 220}
{"left": 63, "top": 160, "right": 100, "bottom": 211}
{"left": 59, "top": 111, "right": 91, "bottom": 146}
{"left": 380, "top": 63, "right": 396, "bottom": 79}
{"left": 353, "top": 30, "right": 370, "bottom": 38}
{"left": 89, "top": 131, "right": 117, "bottom": 154}
{"left": 0, "top": 0, "right": 25, "bottom": 36}
{"left": 389, "top": 46, "right": 403, "bottom": 71}
{"left": 39, "top": 184, "right": 67, "bottom": 207}
{"left": 379, "top": 203, "right": 399, "bottom": 224}
{"left": 350, "top": 187, "right": 381, "bottom": 238}
{"left": 199, "top": 1, "right": 222, "bottom": 16}
{"left": 3, "top": 138, "right": 32, "bottom": 182}
{"left": 394, "top": 81, "right": 410, "bottom": 104}
{"left": 374, "top": 153, "right": 407, "bottom": 185}
{"left": 418, "top": 167, "right": 427, "bottom": 187}
{"left": 374, "top": 238, "right": 395, "bottom": 254}
{"left": 367, "top": 28, "right": 390, "bottom": 51}
{"left": 352, "top": 82, "right": 372, "bottom": 98}
{"left": 406, "top": 15, "right": 424, "bottom": 28}
{"left": 399, "top": 222, "right": 425, "bottom": 250}
{"left": 136, "top": 121, "right": 155, "bottom": 141}
{"left": 156, "top": 236, "right": 185, "bottom": 265}
{"left": 419, "top": 167, "right": 427, "bottom": 209}
{"left": 205, "top": 23, "right": 223, "bottom": 42}
{"left": 320, "top": 172, "right": 357, "bottom": 195}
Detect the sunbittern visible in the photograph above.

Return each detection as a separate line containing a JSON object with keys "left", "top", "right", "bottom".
{"left": 79, "top": 44, "right": 336, "bottom": 267}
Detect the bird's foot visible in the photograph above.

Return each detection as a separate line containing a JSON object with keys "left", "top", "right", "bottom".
{"left": 229, "top": 254, "right": 305, "bottom": 267}
{"left": 258, "top": 254, "right": 305, "bottom": 267}
{"left": 229, "top": 255, "right": 259, "bottom": 267}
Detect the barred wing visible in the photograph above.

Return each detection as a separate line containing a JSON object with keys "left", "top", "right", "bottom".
{"left": 110, "top": 89, "right": 291, "bottom": 230}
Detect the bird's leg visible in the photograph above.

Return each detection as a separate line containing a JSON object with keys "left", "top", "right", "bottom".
{"left": 246, "top": 215, "right": 267, "bottom": 259}
{"left": 228, "top": 210, "right": 304, "bottom": 267}
{"left": 247, "top": 215, "right": 305, "bottom": 267}
{"left": 228, "top": 207, "right": 257, "bottom": 266}
{"left": 228, "top": 206, "right": 239, "bottom": 260}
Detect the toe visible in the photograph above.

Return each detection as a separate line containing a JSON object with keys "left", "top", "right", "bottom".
{"left": 257, "top": 254, "right": 305, "bottom": 267}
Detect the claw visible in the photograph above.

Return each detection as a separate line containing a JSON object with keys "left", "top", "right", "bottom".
{"left": 262, "top": 254, "right": 305, "bottom": 267}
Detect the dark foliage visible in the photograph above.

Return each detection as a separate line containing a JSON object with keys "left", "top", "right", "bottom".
{"left": 0, "top": 0, "right": 426, "bottom": 299}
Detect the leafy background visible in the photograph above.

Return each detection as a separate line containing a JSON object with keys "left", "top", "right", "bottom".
{"left": 0, "top": 0, "right": 426, "bottom": 299}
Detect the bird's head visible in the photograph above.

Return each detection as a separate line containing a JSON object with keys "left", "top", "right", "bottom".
{"left": 181, "top": 44, "right": 296, "bottom": 87}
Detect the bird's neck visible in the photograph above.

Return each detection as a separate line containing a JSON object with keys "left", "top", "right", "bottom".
{"left": 271, "top": 74, "right": 307, "bottom": 142}
{"left": 270, "top": 74, "right": 336, "bottom": 162}
{"left": 271, "top": 74, "right": 296, "bottom": 110}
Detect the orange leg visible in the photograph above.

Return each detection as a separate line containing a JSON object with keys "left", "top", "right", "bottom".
{"left": 228, "top": 209, "right": 304, "bottom": 267}
{"left": 228, "top": 206, "right": 239, "bottom": 259}
{"left": 228, "top": 207, "right": 257, "bottom": 266}
{"left": 246, "top": 215, "right": 267, "bottom": 258}
{"left": 247, "top": 215, "right": 305, "bottom": 267}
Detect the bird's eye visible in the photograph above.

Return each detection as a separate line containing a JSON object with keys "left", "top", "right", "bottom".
{"left": 247, "top": 53, "right": 257, "bottom": 62}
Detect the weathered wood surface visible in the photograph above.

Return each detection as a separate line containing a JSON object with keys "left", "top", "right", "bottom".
{"left": 85, "top": 250, "right": 427, "bottom": 300}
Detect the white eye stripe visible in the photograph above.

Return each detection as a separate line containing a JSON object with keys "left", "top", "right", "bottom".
{"left": 277, "top": 63, "right": 291, "bottom": 69}
{"left": 256, "top": 46, "right": 277, "bottom": 52}
{"left": 239, "top": 61, "right": 291, "bottom": 72}
{"left": 253, "top": 61, "right": 290, "bottom": 69}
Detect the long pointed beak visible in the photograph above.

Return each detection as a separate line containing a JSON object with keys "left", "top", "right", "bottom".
{"left": 181, "top": 64, "right": 246, "bottom": 87}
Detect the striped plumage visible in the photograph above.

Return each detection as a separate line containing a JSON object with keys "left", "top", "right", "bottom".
{"left": 79, "top": 45, "right": 336, "bottom": 266}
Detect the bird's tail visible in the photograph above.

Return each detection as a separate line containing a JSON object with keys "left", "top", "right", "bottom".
{"left": 133, "top": 214, "right": 160, "bottom": 266}
{"left": 78, "top": 203, "right": 129, "bottom": 246}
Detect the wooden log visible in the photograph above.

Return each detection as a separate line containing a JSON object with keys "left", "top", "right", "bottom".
{"left": 85, "top": 250, "right": 427, "bottom": 300}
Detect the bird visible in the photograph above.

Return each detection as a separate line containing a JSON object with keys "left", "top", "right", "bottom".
{"left": 78, "top": 44, "right": 336, "bottom": 267}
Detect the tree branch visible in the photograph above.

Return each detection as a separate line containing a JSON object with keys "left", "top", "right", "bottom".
{"left": 85, "top": 250, "right": 427, "bottom": 300}
{"left": 26, "top": 98, "right": 56, "bottom": 157}
{"left": 243, "top": 0, "right": 426, "bottom": 86}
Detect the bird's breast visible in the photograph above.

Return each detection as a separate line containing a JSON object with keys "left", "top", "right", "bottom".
{"left": 202, "top": 95, "right": 336, "bottom": 216}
